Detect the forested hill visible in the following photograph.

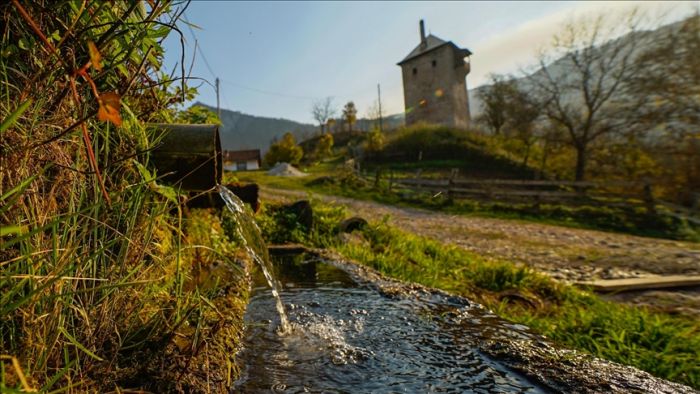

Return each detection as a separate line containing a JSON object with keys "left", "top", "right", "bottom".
{"left": 193, "top": 103, "right": 316, "bottom": 153}
{"left": 194, "top": 102, "right": 406, "bottom": 153}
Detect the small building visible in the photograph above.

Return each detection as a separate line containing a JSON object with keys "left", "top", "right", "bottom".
{"left": 223, "top": 149, "right": 261, "bottom": 171}
{"left": 398, "top": 20, "right": 472, "bottom": 129}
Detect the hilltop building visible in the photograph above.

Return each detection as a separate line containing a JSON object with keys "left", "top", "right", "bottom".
{"left": 398, "top": 20, "right": 472, "bottom": 128}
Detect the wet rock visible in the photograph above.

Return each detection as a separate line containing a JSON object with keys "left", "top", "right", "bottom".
{"left": 283, "top": 200, "right": 313, "bottom": 230}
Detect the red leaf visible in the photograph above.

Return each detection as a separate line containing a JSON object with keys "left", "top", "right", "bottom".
{"left": 88, "top": 41, "right": 102, "bottom": 72}
{"left": 98, "top": 92, "right": 122, "bottom": 126}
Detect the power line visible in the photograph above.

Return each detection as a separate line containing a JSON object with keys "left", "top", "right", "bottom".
{"left": 182, "top": 13, "right": 392, "bottom": 113}
{"left": 219, "top": 79, "right": 318, "bottom": 101}
{"left": 182, "top": 14, "right": 217, "bottom": 79}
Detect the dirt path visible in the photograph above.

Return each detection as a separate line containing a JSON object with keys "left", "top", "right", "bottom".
{"left": 260, "top": 187, "right": 700, "bottom": 315}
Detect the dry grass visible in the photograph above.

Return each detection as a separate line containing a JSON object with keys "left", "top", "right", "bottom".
{"left": 1, "top": 2, "right": 251, "bottom": 391}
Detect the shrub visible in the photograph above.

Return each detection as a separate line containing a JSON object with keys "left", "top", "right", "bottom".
{"left": 265, "top": 132, "right": 303, "bottom": 166}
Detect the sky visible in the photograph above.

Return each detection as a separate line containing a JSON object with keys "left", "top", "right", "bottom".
{"left": 163, "top": 1, "right": 696, "bottom": 124}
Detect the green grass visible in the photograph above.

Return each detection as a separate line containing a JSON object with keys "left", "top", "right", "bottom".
{"left": 236, "top": 164, "right": 699, "bottom": 241}
{"left": 256, "top": 199, "right": 700, "bottom": 389}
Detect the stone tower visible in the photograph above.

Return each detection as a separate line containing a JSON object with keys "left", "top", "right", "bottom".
{"left": 398, "top": 20, "right": 472, "bottom": 128}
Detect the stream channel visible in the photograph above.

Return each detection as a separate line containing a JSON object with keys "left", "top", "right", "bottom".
{"left": 220, "top": 186, "right": 694, "bottom": 394}
{"left": 234, "top": 252, "right": 544, "bottom": 393}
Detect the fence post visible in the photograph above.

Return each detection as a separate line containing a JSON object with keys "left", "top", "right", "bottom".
{"left": 643, "top": 183, "right": 656, "bottom": 215}
{"left": 374, "top": 168, "right": 381, "bottom": 188}
{"left": 533, "top": 193, "right": 541, "bottom": 213}
{"left": 389, "top": 171, "right": 394, "bottom": 192}
{"left": 447, "top": 168, "right": 458, "bottom": 202}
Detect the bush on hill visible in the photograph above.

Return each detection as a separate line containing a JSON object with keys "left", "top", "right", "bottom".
{"left": 366, "top": 124, "right": 539, "bottom": 179}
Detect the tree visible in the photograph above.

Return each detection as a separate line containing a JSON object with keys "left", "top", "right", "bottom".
{"left": 311, "top": 97, "right": 335, "bottom": 134}
{"left": 476, "top": 74, "right": 513, "bottom": 135}
{"left": 342, "top": 101, "right": 357, "bottom": 132}
{"left": 315, "top": 132, "right": 334, "bottom": 159}
{"left": 366, "top": 100, "right": 382, "bottom": 131}
{"left": 326, "top": 118, "right": 337, "bottom": 134}
{"left": 531, "top": 11, "right": 649, "bottom": 180}
{"left": 477, "top": 74, "right": 542, "bottom": 165}
{"left": 625, "top": 13, "right": 700, "bottom": 203}
{"left": 504, "top": 85, "right": 542, "bottom": 166}
{"left": 264, "top": 132, "right": 303, "bottom": 166}
{"left": 366, "top": 128, "right": 385, "bottom": 152}
{"left": 175, "top": 105, "right": 220, "bottom": 124}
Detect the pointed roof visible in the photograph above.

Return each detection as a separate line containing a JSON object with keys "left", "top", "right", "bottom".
{"left": 397, "top": 34, "right": 472, "bottom": 66}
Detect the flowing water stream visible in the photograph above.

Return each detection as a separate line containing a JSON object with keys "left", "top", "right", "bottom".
{"left": 233, "top": 253, "right": 546, "bottom": 393}
{"left": 218, "top": 188, "right": 693, "bottom": 393}
{"left": 218, "top": 185, "right": 290, "bottom": 333}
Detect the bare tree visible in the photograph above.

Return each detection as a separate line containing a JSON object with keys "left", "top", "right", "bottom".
{"left": 311, "top": 97, "right": 336, "bottom": 134}
{"left": 531, "top": 10, "right": 649, "bottom": 180}
{"left": 365, "top": 100, "right": 382, "bottom": 131}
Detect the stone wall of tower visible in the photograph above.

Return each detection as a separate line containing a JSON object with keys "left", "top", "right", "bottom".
{"left": 401, "top": 46, "right": 470, "bottom": 129}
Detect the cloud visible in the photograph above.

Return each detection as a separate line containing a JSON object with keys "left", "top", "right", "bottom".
{"left": 469, "top": 1, "right": 694, "bottom": 87}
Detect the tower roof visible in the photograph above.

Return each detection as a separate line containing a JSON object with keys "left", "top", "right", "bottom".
{"left": 397, "top": 23, "right": 472, "bottom": 66}
{"left": 397, "top": 34, "right": 472, "bottom": 66}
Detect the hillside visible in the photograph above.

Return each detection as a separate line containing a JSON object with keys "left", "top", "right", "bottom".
{"left": 468, "top": 17, "right": 690, "bottom": 118}
{"left": 194, "top": 102, "right": 317, "bottom": 153}
{"left": 195, "top": 102, "right": 405, "bottom": 153}
{"left": 365, "top": 125, "right": 538, "bottom": 179}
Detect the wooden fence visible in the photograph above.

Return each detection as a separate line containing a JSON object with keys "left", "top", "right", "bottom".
{"left": 380, "top": 173, "right": 700, "bottom": 225}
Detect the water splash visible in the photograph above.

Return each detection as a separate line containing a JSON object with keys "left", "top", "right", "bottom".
{"left": 217, "top": 185, "right": 290, "bottom": 333}
{"left": 235, "top": 256, "right": 544, "bottom": 393}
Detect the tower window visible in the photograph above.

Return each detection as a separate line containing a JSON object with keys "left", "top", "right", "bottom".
{"left": 412, "top": 67, "right": 417, "bottom": 75}
{"left": 432, "top": 60, "right": 437, "bottom": 67}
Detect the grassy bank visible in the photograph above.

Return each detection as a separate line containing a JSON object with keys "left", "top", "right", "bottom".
{"left": 257, "top": 199, "right": 700, "bottom": 389}
{"left": 1, "top": 2, "right": 251, "bottom": 391}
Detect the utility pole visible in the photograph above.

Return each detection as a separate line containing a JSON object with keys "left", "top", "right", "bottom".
{"left": 216, "top": 77, "right": 221, "bottom": 119}
{"left": 377, "top": 83, "right": 383, "bottom": 133}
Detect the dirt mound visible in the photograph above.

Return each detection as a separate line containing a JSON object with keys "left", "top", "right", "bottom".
{"left": 267, "top": 162, "right": 308, "bottom": 177}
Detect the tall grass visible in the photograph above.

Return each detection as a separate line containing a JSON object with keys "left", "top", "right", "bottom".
{"left": 0, "top": 2, "right": 245, "bottom": 391}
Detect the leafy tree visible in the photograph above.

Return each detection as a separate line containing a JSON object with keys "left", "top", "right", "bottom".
{"left": 366, "top": 128, "right": 385, "bottom": 152}
{"left": 265, "top": 132, "right": 303, "bottom": 166}
{"left": 311, "top": 97, "right": 335, "bottom": 134}
{"left": 504, "top": 84, "right": 542, "bottom": 166}
{"left": 315, "top": 132, "right": 334, "bottom": 159}
{"left": 476, "top": 74, "right": 512, "bottom": 135}
{"left": 176, "top": 105, "right": 221, "bottom": 124}
{"left": 477, "top": 74, "right": 542, "bottom": 166}
{"left": 342, "top": 101, "right": 357, "bottom": 132}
